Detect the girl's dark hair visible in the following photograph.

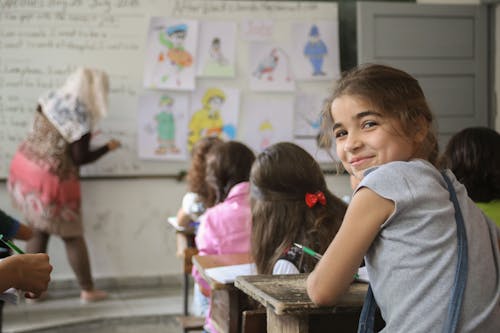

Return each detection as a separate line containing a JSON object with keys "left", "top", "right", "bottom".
{"left": 439, "top": 127, "right": 500, "bottom": 202}
{"left": 250, "top": 142, "right": 347, "bottom": 274}
{"left": 320, "top": 63, "right": 439, "bottom": 165}
{"left": 187, "top": 136, "right": 223, "bottom": 208}
{"left": 205, "top": 141, "right": 255, "bottom": 204}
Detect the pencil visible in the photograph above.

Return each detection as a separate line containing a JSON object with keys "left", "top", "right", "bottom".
{"left": 0, "top": 234, "right": 25, "bottom": 254}
{"left": 293, "top": 243, "right": 322, "bottom": 261}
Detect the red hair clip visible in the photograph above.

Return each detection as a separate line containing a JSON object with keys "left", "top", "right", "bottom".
{"left": 305, "top": 191, "right": 326, "bottom": 208}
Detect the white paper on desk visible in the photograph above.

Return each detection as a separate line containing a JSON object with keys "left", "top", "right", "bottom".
{"left": 205, "top": 263, "right": 257, "bottom": 284}
{"left": 0, "top": 288, "right": 19, "bottom": 305}
{"left": 356, "top": 266, "right": 369, "bottom": 283}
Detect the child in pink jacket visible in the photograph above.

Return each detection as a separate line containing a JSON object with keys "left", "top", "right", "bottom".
{"left": 191, "top": 141, "right": 255, "bottom": 332}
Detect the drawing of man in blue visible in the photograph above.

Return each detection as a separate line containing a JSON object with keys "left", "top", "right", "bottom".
{"left": 304, "top": 25, "right": 327, "bottom": 76}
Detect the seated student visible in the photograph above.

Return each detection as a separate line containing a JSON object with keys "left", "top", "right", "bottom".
{"left": 249, "top": 142, "right": 347, "bottom": 274}
{"left": 192, "top": 140, "right": 255, "bottom": 332}
{"left": 306, "top": 63, "right": 500, "bottom": 332}
{"left": 176, "top": 137, "right": 223, "bottom": 228}
{"left": 440, "top": 127, "right": 500, "bottom": 227}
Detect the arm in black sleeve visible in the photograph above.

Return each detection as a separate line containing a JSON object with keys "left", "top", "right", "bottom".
{"left": 70, "top": 133, "right": 110, "bottom": 166}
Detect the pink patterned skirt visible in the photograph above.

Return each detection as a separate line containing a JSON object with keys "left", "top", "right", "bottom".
{"left": 8, "top": 150, "right": 83, "bottom": 237}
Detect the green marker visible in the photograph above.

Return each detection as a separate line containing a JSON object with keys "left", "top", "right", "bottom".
{"left": 293, "top": 243, "right": 322, "bottom": 261}
{"left": 294, "top": 242, "right": 360, "bottom": 279}
{"left": 0, "top": 234, "right": 25, "bottom": 254}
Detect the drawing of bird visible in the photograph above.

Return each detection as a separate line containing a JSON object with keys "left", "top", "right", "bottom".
{"left": 253, "top": 48, "right": 279, "bottom": 81}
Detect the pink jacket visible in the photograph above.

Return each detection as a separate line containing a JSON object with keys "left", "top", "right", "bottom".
{"left": 192, "top": 182, "right": 252, "bottom": 289}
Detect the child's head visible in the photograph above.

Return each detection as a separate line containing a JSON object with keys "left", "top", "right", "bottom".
{"left": 187, "top": 136, "right": 223, "bottom": 208}
{"left": 321, "top": 63, "right": 438, "bottom": 179}
{"left": 440, "top": 127, "right": 500, "bottom": 203}
{"left": 250, "top": 142, "right": 347, "bottom": 274}
{"left": 205, "top": 141, "right": 255, "bottom": 204}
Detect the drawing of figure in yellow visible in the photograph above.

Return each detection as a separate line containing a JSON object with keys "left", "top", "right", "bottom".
{"left": 155, "top": 95, "right": 179, "bottom": 155}
{"left": 188, "top": 88, "right": 226, "bottom": 151}
{"left": 158, "top": 23, "right": 193, "bottom": 86}
{"left": 259, "top": 120, "right": 274, "bottom": 150}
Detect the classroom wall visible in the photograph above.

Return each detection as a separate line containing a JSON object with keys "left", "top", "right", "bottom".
{"left": 0, "top": 0, "right": 497, "bottom": 286}
{"left": 0, "top": 175, "right": 352, "bottom": 283}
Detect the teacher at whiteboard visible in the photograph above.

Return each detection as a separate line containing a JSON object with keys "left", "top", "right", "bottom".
{"left": 7, "top": 68, "right": 121, "bottom": 303}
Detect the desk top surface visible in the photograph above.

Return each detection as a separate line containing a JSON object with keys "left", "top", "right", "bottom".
{"left": 235, "top": 274, "right": 368, "bottom": 315}
{"left": 192, "top": 253, "right": 253, "bottom": 289}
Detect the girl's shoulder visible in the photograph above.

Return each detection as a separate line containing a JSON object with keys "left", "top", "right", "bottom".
{"left": 359, "top": 159, "right": 444, "bottom": 201}
{"left": 363, "top": 159, "right": 437, "bottom": 183}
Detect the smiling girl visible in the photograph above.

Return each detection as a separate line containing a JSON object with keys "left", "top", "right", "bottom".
{"left": 306, "top": 64, "right": 500, "bottom": 332}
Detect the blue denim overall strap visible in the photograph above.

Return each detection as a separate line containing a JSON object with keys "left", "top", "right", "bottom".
{"left": 441, "top": 171, "right": 468, "bottom": 333}
{"left": 357, "top": 171, "right": 468, "bottom": 333}
{"left": 357, "top": 284, "right": 377, "bottom": 333}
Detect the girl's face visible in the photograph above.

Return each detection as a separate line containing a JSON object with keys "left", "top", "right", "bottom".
{"left": 330, "top": 95, "right": 417, "bottom": 180}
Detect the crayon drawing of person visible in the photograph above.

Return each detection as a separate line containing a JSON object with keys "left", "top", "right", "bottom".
{"left": 158, "top": 23, "right": 193, "bottom": 86}
{"left": 259, "top": 120, "right": 274, "bottom": 150}
{"left": 209, "top": 37, "right": 228, "bottom": 66}
{"left": 155, "top": 95, "right": 179, "bottom": 155}
{"left": 304, "top": 25, "right": 327, "bottom": 76}
{"left": 188, "top": 88, "right": 226, "bottom": 151}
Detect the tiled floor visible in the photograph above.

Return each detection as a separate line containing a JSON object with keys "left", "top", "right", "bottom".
{"left": 2, "top": 284, "right": 200, "bottom": 333}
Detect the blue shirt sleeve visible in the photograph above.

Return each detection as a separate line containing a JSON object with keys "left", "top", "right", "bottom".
{"left": 0, "top": 209, "right": 21, "bottom": 239}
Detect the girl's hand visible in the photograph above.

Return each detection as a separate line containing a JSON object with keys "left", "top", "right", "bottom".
{"left": 107, "top": 139, "right": 121, "bottom": 151}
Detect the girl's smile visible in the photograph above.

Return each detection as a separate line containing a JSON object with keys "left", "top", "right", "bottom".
{"left": 330, "top": 95, "right": 416, "bottom": 180}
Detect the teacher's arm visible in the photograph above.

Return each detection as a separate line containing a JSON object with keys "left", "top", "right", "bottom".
{"left": 70, "top": 133, "right": 121, "bottom": 166}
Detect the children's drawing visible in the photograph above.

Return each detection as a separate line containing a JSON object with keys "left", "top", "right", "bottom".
{"left": 144, "top": 18, "right": 198, "bottom": 90}
{"left": 196, "top": 21, "right": 236, "bottom": 77}
{"left": 291, "top": 21, "right": 340, "bottom": 81}
{"left": 240, "top": 20, "right": 274, "bottom": 41}
{"left": 259, "top": 120, "right": 274, "bottom": 150}
{"left": 240, "top": 96, "right": 294, "bottom": 153}
{"left": 292, "top": 92, "right": 336, "bottom": 163}
{"left": 249, "top": 43, "right": 295, "bottom": 92}
{"left": 188, "top": 87, "right": 240, "bottom": 151}
{"left": 294, "top": 92, "right": 325, "bottom": 137}
{"left": 304, "top": 25, "right": 328, "bottom": 76}
{"left": 154, "top": 95, "right": 180, "bottom": 154}
{"left": 209, "top": 38, "right": 228, "bottom": 66}
{"left": 137, "top": 92, "right": 189, "bottom": 160}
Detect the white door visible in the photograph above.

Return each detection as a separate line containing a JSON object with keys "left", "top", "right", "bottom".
{"left": 357, "top": 1, "right": 489, "bottom": 149}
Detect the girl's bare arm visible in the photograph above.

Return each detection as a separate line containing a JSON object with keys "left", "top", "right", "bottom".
{"left": 306, "top": 187, "right": 394, "bottom": 305}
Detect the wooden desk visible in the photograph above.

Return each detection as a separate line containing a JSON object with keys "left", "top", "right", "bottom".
{"left": 192, "top": 253, "right": 254, "bottom": 333}
{"left": 167, "top": 217, "right": 198, "bottom": 316}
{"left": 235, "top": 274, "right": 368, "bottom": 333}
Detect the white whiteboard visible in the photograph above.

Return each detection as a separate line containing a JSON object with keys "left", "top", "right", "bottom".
{"left": 0, "top": 0, "right": 339, "bottom": 178}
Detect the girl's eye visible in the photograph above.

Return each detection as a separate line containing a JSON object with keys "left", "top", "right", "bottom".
{"left": 334, "top": 129, "right": 347, "bottom": 138}
{"left": 362, "top": 121, "right": 377, "bottom": 129}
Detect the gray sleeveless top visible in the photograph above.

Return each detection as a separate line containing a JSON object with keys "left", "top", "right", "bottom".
{"left": 358, "top": 159, "right": 500, "bottom": 332}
